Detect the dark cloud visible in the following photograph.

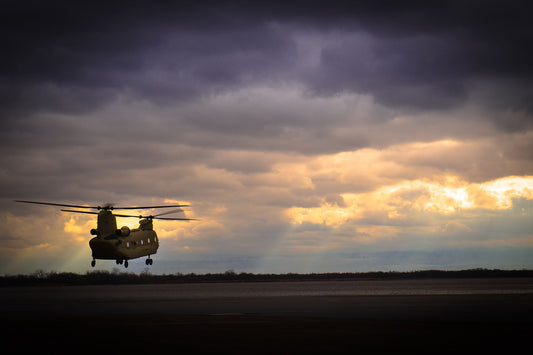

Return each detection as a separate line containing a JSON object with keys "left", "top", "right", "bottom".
{"left": 309, "top": 33, "right": 482, "bottom": 109}
{"left": 2, "top": 0, "right": 532, "bottom": 119}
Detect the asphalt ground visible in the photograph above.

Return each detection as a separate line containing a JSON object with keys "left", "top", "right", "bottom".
{"left": 2, "top": 282, "right": 532, "bottom": 353}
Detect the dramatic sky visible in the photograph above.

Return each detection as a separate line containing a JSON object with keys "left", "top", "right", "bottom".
{"left": 1, "top": 1, "right": 532, "bottom": 274}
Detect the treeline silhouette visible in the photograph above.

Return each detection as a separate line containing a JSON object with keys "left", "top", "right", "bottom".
{"left": 1, "top": 268, "right": 533, "bottom": 286}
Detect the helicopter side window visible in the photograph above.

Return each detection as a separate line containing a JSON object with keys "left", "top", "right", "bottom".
{"left": 126, "top": 242, "right": 130, "bottom": 248}
{"left": 148, "top": 238, "right": 151, "bottom": 244}
{"left": 141, "top": 240, "right": 144, "bottom": 245}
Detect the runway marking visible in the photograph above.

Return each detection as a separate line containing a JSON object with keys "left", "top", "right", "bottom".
{"left": 208, "top": 313, "right": 245, "bottom": 316}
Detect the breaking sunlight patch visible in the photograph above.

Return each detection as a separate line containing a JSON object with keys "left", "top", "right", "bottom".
{"left": 287, "top": 176, "right": 533, "bottom": 226}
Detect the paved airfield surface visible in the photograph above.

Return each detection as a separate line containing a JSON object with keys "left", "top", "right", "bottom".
{"left": 2, "top": 279, "right": 533, "bottom": 353}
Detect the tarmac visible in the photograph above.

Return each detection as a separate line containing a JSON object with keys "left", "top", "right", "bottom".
{"left": 2, "top": 281, "right": 533, "bottom": 353}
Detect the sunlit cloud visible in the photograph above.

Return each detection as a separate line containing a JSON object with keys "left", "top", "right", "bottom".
{"left": 63, "top": 216, "right": 93, "bottom": 242}
{"left": 287, "top": 175, "right": 533, "bottom": 226}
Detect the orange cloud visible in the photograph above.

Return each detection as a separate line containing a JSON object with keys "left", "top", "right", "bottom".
{"left": 287, "top": 175, "right": 533, "bottom": 226}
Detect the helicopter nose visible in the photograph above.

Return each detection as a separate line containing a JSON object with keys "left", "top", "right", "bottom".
{"left": 89, "top": 238, "right": 117, "bottom": 259}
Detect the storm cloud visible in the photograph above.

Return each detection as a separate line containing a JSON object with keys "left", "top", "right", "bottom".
{"left": 3, "top": 1, "right": 532, "bottom": 114}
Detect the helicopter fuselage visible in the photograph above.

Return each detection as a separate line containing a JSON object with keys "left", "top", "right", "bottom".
{"left": 89, "top": 210, "right": 159, "bottom": 266}
{"left": 89, "top": 229, "right": 159, "bottom": 261}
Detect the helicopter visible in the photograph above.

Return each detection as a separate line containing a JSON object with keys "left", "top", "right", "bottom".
{"left": 15, "top": 200, "right": 195, "bottom": 268}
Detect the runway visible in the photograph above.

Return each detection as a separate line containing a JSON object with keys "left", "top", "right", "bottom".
{"left": 2, "top": 279, "right": 533, "bottom": 353}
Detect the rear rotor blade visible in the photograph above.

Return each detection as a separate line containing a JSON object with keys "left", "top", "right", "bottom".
{"left": 112, "top": 204, "right": 189, "bottom": 210}
{"left": 152, "top": 217, "right": 197, "bottom": 221}
{"left": 111, "top": 212, "right": 196, "bottom": 221}
{"left": 153, "top": 208, "right": 184, "bottom": 217}
{"left": 110, "top": 213, "right": 145, "bottom": 218}
{"left": 61, "top": 209, "right": 197, "bottom": 221}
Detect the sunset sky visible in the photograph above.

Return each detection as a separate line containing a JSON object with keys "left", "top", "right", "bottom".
{"left": 1, "top": 1, "right": 532, "bottom": 274}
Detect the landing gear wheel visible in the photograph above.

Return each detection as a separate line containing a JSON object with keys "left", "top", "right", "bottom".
{"left": 91, "top": 259, "right": 96, "bottom": 267}
{"left": 145, "top": 258, "right": 153, "bottom": 265}
{"left": 124, "top": 260, "right": 129, "bottom": 268}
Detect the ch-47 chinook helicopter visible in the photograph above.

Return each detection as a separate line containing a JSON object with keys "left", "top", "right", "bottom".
{"left": 15, "top": 200, "right": 195, "bottom": 268}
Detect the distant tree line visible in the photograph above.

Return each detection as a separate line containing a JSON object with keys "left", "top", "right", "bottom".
{"left": 1, "top": 268, "right": 533, "bottom": 286}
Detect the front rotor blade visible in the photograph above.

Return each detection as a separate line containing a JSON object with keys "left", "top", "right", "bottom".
{"left": 61, "top": 209, "right": 100, "bottom": 215}
{"left": 16, "top": 200, "right": 190, "bottom": 210}
{"left": 16, "top": 200, "right": 95, "bottom": 209}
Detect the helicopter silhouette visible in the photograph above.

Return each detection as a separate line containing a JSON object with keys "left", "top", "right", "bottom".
{"left": 15, "top": 200, "right": 195, "bottom": 268}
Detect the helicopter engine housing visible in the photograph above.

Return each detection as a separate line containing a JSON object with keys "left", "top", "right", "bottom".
{"left": 116, "top": 226, "right": 130, "bottom": 236}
